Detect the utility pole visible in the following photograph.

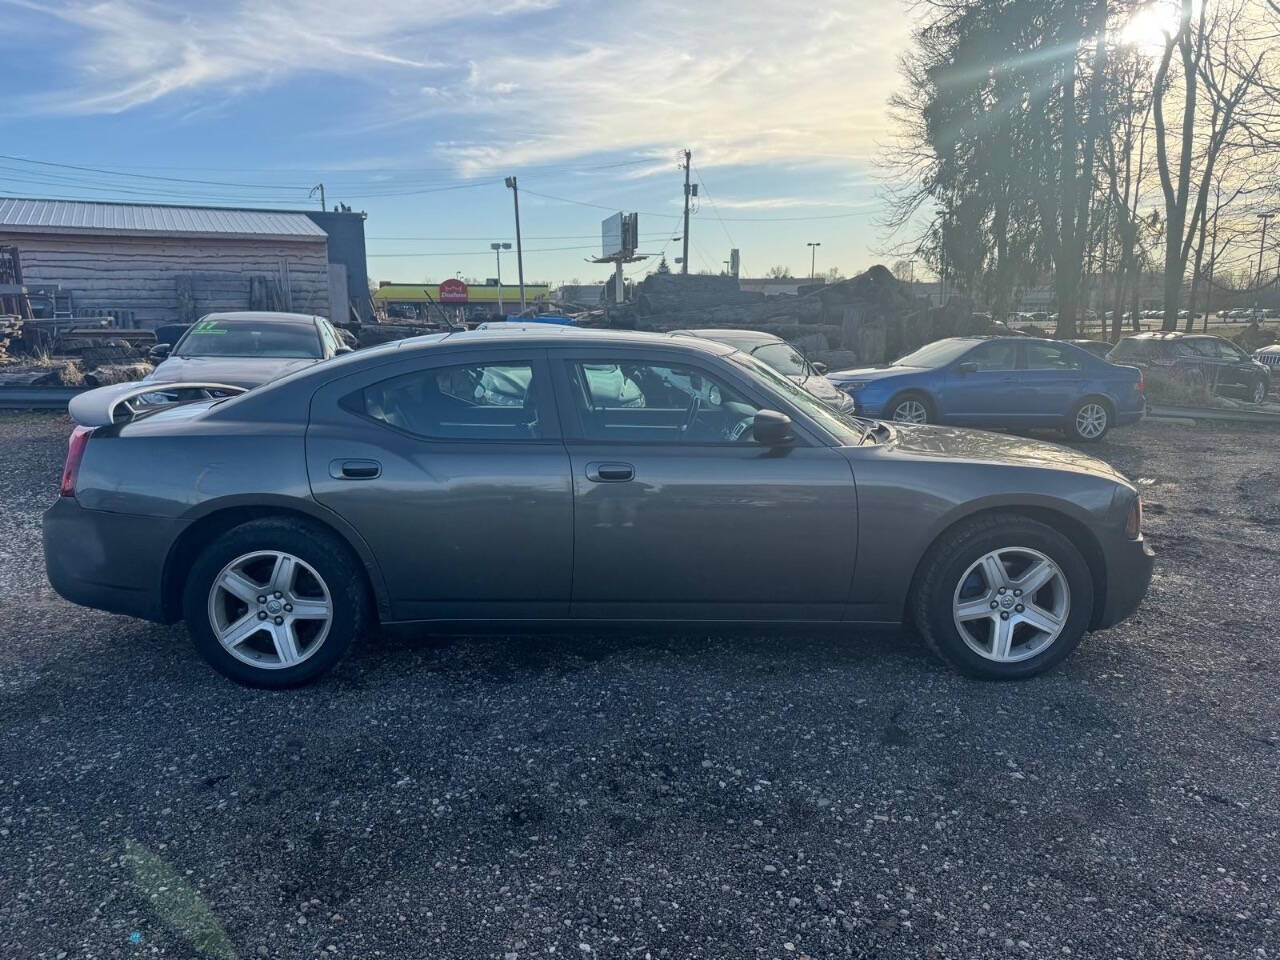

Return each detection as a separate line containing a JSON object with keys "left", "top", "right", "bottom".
{"left": 1258, "top": 213, "right": 1273, "bottom": 286}
{"left": 505, "top": 177, "right": 527, "bottom": 311}
{"left": 807, "top": 242, "right": 821, "bottom": 279}
{"left": 490, "top": 241, "right": 512, "bottom": 316}
{"left": 681, "top": 150, "right": 692, "bottom": 275}
{"left": 310, "top": 183, "right": 325, "bottom": 211}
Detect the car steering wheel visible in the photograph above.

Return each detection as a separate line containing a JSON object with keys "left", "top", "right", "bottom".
{"left": 682, "top": 395, "right": 702, "bottom": 435}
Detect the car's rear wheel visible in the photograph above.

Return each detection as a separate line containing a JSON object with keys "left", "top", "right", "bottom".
{"left": 1066, "top": 398, "right": 1110, "bottom": 441}
{"left": 888, "top": 391, "right": 932, "bottom": 424}
{"left": 183, "top": 518, "right": 369, "bottom": 688}
{"left": 912, "top": 514, "right": 1094, "bottom": 679}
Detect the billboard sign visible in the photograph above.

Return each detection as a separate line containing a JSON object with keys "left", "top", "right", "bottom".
{"left": 602, "top": 212, "right": 640, "bottom": 259}
{"left": 601, "top": 212, "right": 624, "bottom": 259}
{"left": 438, "top": 278, "right": 468, "bottom": 303}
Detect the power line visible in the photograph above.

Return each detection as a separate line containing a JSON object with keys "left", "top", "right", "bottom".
{"left": 368, "top": 244, "right": 601, "bottom": 258}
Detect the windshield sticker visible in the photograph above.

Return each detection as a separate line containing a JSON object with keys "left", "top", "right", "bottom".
{"left": 189, "top": 319, "right": 227, "bottom": 335}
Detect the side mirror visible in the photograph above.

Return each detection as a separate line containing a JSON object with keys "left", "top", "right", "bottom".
{"left": 955, "top": 360, "right": 978, "bottom": 375}
{"left": 753, "top": 409, "right": 794, "bottom": 445}
{"left": 148, "top": 343, "right": 172, "bottom": 361}
{"left": 810, "top": 361, "right": 828, "bottom": 374}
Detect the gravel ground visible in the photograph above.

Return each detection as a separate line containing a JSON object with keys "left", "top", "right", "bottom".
{"left": 1, "top": 411, "right": 1277, "bottom": 960}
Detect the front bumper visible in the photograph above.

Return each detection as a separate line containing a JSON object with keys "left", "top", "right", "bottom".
{"left": 43, "top": 497, "right": 185, "bottom": 623}
{"left": 1094, "top": 534, "right": 1155, "bottom": 630}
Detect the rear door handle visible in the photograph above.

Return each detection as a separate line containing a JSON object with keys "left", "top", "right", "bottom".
{"left": 331, "top": 458, "right": 381, "bottom": 480}
{"left": 585, "top": 461, "right": 634, "bottom": 483}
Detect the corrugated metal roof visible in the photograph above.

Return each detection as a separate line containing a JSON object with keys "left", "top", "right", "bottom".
{"left": 0, "top": 197, "right": 327, "bottom": 241}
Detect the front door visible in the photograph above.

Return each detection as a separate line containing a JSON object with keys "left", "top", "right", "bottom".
{"left": 549, "top": 348, "right": 858, "bottom": 621}
{"left": 306, "top": 350, "right": 573, "bottom": 621}
{"left": 939, "top": 340, "right": 1022, "bottom": 424}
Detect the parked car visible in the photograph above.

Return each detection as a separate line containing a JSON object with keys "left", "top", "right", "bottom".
{"left": 668, "top": 328, "right": 856, "bottom": 413}
{"left": 146, "top": 312, "right": 350, "bottom": 390}
{"left": 1108, "top": 332, "right": 1271, "bottom": 404}
{"left": 1253, "top": 343, "right": 1280, "bottom": 376}
{"left": 1067, "top": 339, "right": 1115, "bottom": 359}
{"left": 45, "top": 327, "right": 1152, "bottom": 687}
{"left": 827, "top": 336, "right": 1145, "bottom": 441}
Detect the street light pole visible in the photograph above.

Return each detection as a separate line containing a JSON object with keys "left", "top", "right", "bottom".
{"left": 505, "top": 177, "right": 527, "bottom": 312}
{"left": 490, "top": 242, "right": 511, "bottom": 316}
{"left": 807, "top": 242, "right": 821, "bottom": 279}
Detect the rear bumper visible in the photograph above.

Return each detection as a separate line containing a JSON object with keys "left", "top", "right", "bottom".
{"left": 1094, "top": 534, "right": 1155, "bottom": 630}
{"left": 43, "top": 497, "right": 184, "bottom": 623}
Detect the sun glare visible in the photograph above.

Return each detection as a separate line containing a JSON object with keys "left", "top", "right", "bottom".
{"left": 1121, "top": 1, "right": 1184, "bottom": 56}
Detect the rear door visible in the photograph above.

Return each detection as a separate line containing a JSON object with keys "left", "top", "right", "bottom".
{"left": 306, "top": 348, "right": 573, "bottom": 621}
{"left": 548, "top": 345, "right": 857, "bottom": 621}
{"left": 1020, "top": 341, "right": 1086, "bottom": 422}
{"left": 938, "top": 340, "right": 1021, "bottom": 423}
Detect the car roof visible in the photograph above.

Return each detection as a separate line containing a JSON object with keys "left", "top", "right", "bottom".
{"left": 199, "top": 311, "right": 322, "bottom": 326}
{"left": 406, "top": 325, "right": 736, "bottom": 355}
{"left": 672, "top": 328, "right": 782, "bottom": 345}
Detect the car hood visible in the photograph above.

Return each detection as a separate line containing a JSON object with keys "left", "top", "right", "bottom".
{"left": 883, "top": 423, "right": 1132, "bottom": 485}
{"left": 827, "top": 364, "right": 926, "bottom": 382}
{"left": 788, "top": 373, "right": 847, "bottom": 403}
{"left": 147, "top": 355, "right": 319, "bottom": 389}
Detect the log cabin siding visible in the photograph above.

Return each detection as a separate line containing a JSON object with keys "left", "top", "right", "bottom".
{"left": 0, "top": 233, "right": 331, "bottom": 326}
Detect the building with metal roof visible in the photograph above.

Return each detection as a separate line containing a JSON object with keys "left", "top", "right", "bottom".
{"left": 0, "top": 196, "right": 357, "bottom": 327}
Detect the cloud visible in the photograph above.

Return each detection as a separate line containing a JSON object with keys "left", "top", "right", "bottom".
{"left": 8, "top": 0, "right": 913, "bottom": 174}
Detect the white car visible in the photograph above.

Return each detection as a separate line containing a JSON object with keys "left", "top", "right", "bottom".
{"left": 147, "top": 312, "right": 349, "bottom": 390}
{"left": 1253, "top": 344, "right": 1280, "bottom": 373}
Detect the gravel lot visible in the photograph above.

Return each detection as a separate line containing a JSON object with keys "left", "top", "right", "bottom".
{"left": 1, "top": 411, "right": 1277, "bottom": 960}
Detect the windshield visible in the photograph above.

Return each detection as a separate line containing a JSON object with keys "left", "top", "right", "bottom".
{"left": 175, "top": 319, "right": 322, "bottom": 359}
{"left": 893, "top": 339, "right": 978, "bottom": 368}
{"left": 751, "top": 341, "right": 810, "bottom": 378}
{"left": 730, "top": 351, "right": 869, "bottom": 445}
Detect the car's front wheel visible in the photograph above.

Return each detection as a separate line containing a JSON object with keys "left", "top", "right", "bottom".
{"left": 183, "top": 518, "right": 370, "bottom": 688}
{"left": 1251, "top": 378, "right": 1269, "bottom": 404}
{"left": 912, "top": 514, "right": 1094, "bottom": 679}
{"left": 888, "top": 392, "right": 932, "bottom": 424}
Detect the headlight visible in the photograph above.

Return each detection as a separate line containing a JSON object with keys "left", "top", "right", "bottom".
{"left": 840, "top": 380, "right": 870, "bottom": 394}
{"left": 1124, "top": 497, "right": 1142, "bottom": 538}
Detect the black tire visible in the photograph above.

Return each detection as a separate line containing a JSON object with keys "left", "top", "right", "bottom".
{"left": 1065, "top": 397, "right": 1111, "bottom": 442}
{"left": 182, "top": 517, "right": 370, "bottom": 688}
{"left": 911, "top": 513, "right": 1094, "bottom": 679}
{"left": 887, "top": 390, "right": 933, "bottom": 424}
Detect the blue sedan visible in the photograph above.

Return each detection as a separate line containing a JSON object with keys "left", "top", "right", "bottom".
{"left": 828, "top": 337, "right": 1145, "bottom": 441}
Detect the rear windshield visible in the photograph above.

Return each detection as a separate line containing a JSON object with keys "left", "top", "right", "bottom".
{"left": 176, "top": 318, "right": 322, "bottom": 359}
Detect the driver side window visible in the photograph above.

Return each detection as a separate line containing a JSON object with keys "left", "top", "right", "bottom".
{"left": 964, "top": 341, "right": 1018, "bottom": 371}
{"left": 566, "top": 360, "right": 760, "bottom": 443}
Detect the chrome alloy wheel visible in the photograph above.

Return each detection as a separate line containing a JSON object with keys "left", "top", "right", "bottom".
{"left": 1075, "top": 402, "right": 1108, "bottom": 439}
{"left": 207, "top": 551, "right": 333, "bottom": 669}
{"left": 892, "top": 399, "right": 929, "bottom": 424}
{"left": 952, "top": 547, "right": 1070, "bottom": 663}
{"left": 1253, "top": 380, "right": 1268, "bottom": 404}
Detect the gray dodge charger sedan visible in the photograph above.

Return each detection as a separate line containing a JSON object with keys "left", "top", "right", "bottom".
{"left": 44, "top": 327, "right": 1154, "bottom": 688}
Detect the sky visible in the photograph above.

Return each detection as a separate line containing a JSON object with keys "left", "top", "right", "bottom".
{"left": 0, "top": 0, "right": 914, "bottom": 287}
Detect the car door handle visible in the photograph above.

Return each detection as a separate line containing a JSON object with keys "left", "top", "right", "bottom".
{"left": 331, "top": 458, "right": 381, "bottom": 480}
{"left": 585, "top": 461, "right": 634, "bottom": 483}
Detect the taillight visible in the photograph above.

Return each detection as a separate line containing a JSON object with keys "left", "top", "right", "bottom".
{"left": 60, "top": 426, "right": 92, "bottom": 497}
{"left": 1136, "top": 371, "right": 1144, "bottom": 392}
{"left": 1124, "top": 497, "right": 1142, "bottom": 539}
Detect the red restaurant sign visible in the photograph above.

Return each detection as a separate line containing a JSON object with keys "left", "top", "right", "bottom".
{"left": 438, "top": 278, "right": 469, "bottom": 303}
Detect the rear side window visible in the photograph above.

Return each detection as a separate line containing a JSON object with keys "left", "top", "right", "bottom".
{"left": 1109, "top": 339, "right": 1148, "bottom": 360}
{"left": 352, "top": 362, "right": 543, "bottom": 440}
{"left": 1025, "top": 343, "right": 1083, "bottom": 371}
